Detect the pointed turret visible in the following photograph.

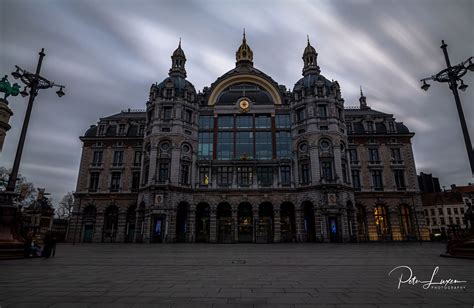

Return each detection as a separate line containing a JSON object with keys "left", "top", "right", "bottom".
{"left": 236, "top": 29, "right": 253, "bottom": 66}
{"left": 169, "top": 38, "right": 187, "bottom": 78}
{"left": 302, "top": 35, "right": 320, "bottom": 76}
{"left": 359, "top": 86, "right": 368, "bottom": 109}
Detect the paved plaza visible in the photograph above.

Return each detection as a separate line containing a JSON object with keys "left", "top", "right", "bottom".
{"left": 0, "top": 242, "right": 472, "bottom": 307}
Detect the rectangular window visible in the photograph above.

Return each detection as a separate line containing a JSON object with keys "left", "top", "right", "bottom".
{"left": 118, "top": 124, "right": 126, "bottom": 135}
{"left": 371, "top": 170, "right": 383, "bottom": 190}
{"left": 217, "top": 166, "right": 233, "bottom": 186}
{"left": 139, "top": 125, "right": 145, "bottom": 135}
{"left": 276, "top": 131, "right": 291, "bottom": 159}
{"left": 351, "top": 170, "right": 361, "bottom": 189}
{"left": 438, "top": 208, "right": 443, "bottom": 215}
{"left": 447, "top": 208, "right": 452, "bottom": 215}
{"left": 236, "top": 115, "right": 253, "bottom": 128}
{"left": 199, "top": 166, "right": 209, "bottom": 185}
{"left": 366, "top": 121, "right": 374, "bottom": 132}
{"left": 198, "top": 115, "right": 214, "bottom": 129}
{"left": 318, "top": 105, "right": 327, "bottom": 117}
{"left": 131, "top": 172, "right": 140, "bottom": 192}
{"left": 158, "top": 162, "right": 169, "bottom": 182}
{"left": 342, "top": 163, "right": 348, "bottom": 183}
{"left": 388, "top": 121, "right": 395, "bottom": 132}
{"left": 198, "top": 132, "right": 213, "bottom": 159}
{"left": 296, "top": 108, "right": 305, "bottom": 122}
{"left": 394, "top": 170, "right": 406, "bottom": 189}
{"left": 255, "top": 131, "right": 272, "bottom": 160}
{"left": 280, "top": 165, "right": 291, "bottom": 186}
{"left": 349, "top": 149, "right": 358, "bottom": 164}
{"left": 163, "top": 107, "right": 172, "bottom": 120}
{"left": 184, "top": 109, "right": 193, "bottom": 123}
{"left": 236, "top": 131, "right": 254, "bottom": 159}
{"left": 110, "top": 172, "right": 121, "bottom": 192}
{"left": 180, "top": 164, "right": 190, "bottom": 185}
{"left": 321, "top": 161, "right": 333, "bottom": 180}
{"left": 165, "top": 88, "right": 172, "bottom": 98}
{"left": 461, "top": 208, "right": 465, "bottom": 214}
{"left": 440, "top": 217, "right": 445, "bottom": 225}
{"left": 92, "top": 150, "right": 103, "bottom": 166}
{"left": 255, "top": 115, "right": 271, "bottom": 128}
{"left": 368, "top": 148, "right": 380, "bottom": 163}
{"left": 454, "top": 208, "right": 459, "bottom": 215}
{"left": 217, "top": 132, "right": 234, "bottom": 160}
{"left": 390, "top": 148, "right": 403, "bottom": 163}
{"left": 300, "top": 163, "right": 310, "bottom": 185}
{"left": 237, "top": 167, "right": 253, "bottom": 186}
{"left": 133, "top": 151, "right": 142, "bottom": 166}
{"left": 257, "top": 167, "right": 273, "bottom": 186}
{"left": 98, "top": 125, "right": 106, "bottom": 136}
{"left": 276, "top": 114, "right": 291, "bottom": 128}
{"left": 89, "top": 172, "right": 100, "bottom": 192}
{"left": 218, "top": 115, "right": 233, "bottom": 129}
{"left": 336, "top": 107, "right": 343, "bottom": 120}
{"left": 430, "top": 209, "right": 435, "bottom": 216}
{"left": 320, "top": 126, "right": 329, "bottom": 131}
{"left": 113, "top": 150, "right": 124, "bottom": 166}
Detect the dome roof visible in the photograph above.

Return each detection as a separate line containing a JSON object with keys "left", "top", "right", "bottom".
{"left": 157, "top": 76, "right": 196, "bottom": 93}
{"left": 172, "top": 43, "right": 186, "bottom": 58}
{"left": 293, "top": 73, "right": 332, "bottom": 91}
{"left": 303, "top": 43, "right": 316, "bottom": 56}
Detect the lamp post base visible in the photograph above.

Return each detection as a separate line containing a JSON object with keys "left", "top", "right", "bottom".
{"left": 0, "top": 191, "right": 25, "bottom": 259}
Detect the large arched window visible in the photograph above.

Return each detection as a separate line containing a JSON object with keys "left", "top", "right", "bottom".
{"left": 103, "top": 205, "right": 119, "bottom": 242}
{"left": 157, "top": 141, "right": 171, "bottom": 183}
{"left": 374, "top": 205, "right": 391, "bottom": 240}
{"left": 399, "top": 204, "right": 414, "bottom": 238}
{"left": 298, "top": 141, "right": 311, "bottom": 185}
{"left": 319, "top": 139, "right": 334, "bottom": 181}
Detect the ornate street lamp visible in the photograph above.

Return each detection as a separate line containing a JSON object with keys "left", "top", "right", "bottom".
{"left": 420, "top": 40, "right": 474, "bottom": 177}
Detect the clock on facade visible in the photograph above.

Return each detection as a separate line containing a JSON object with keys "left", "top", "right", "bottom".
{"left": 239, "top": 99, "right": 250, "bottom": 112}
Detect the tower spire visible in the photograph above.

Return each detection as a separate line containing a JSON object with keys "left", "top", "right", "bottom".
{"left": 302, "top": 36, "right": 320, "bottom": 76}
{"left": 236, "top": 30, "right": 253, "bottom": 66}
{"left": 169, "top": 38, "right": 187, "bottom": 78}
{"left": 359, "top": 85, "right": 368, "bottom": 109}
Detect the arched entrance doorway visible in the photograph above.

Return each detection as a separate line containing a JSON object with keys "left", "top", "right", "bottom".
{"left": 125, "top": 205, "right": 136, "bottom": 243}
{"left": 196, "top": 203, "right": 210, "bottom": 242}
{"left": 102, "top": 205, "right": 118, "bottom": 243}
{"left": 82, "top": 205, "right": 96, "bottom": 243}
{"left": 257, "top": 202, "right": 273, "bottom": 243}
{"left": 374, "top": 205, "right": 391, "bottom": 241}
{"left": 280, "top": 202, "right": 295, "bottom": 242}
{"left": 176, "top": 202, "right": 188, "bottom": 243}
{"left": 399, "top": 204, "right": 415, "bottom": 241}
{"left": 238, "top": 203, "right": 253, "bottom": 242}
{"left": 302, "top": 201, "right": 316, "bottom": 242}
{"left": 217, "top": 203, "right": 233, "bottom": 243}
{"left": 356, "top": 204, "right": 368, "bottom": 242}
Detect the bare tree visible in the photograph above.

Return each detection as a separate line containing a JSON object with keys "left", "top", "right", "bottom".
{"left": 0, "top": 166, "right": 36, "bottom": 208}
{"left": 57, "top": 192, "right": 74, "bottom": 219}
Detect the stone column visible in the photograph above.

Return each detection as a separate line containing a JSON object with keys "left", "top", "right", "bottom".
{"left": 295, "top": 207, "right": 305, "bottom": 242}
{"left": 187, "top": 204, "right": 196, "bottom": 243}
{"left": 209, "top": 205, "right": 217, "bottom": 243}
{"left": 232, "top": 207, "right": 238, "bottom": 243}
{"left": 341, "top": 210, "right": 350, "bottom": 242}
{"left": 273, "top": 209, "right": 281, "bottom": 243}
{"left": 314, "top": 208, "right": 322, "bottom": 242}
{"left": 116, "top": 210, "right": 127, "bottom": 243}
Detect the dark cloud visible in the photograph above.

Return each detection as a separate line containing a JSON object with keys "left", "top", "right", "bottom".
{"left": 1, "top": 0, "right": 473, "bottom": 203}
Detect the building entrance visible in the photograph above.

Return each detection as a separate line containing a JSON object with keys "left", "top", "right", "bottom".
{"left": 217, "top": 203, "right": 233, "bottom": 243}
{"left": 328, "top": 216, "right": 340, "bottom": 243}
{"left": 238, "top": 203, "right": 253, "bottom": 242}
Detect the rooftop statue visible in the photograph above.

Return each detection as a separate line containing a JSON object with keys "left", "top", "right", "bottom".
{"left": 0, "top": 75, "right": 20, "bottom": 100}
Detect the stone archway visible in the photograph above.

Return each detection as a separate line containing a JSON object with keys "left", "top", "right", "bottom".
{"left": 257, "top": 202, "right": 274, "bottom": 243}
{"left": 302, "top": 201, "right": 316, "bottom": 242}
{"left": 217, "top": 202, "right": 233, "bottom": 243}
{"left": 82, "top": 204, "right": 96, "bottom": 243}
{"left": 176, "top": 202, "right": 189, "bottom": 243}
{"left": 196, "top": 203, "right": 210, "bottom": 243}
{"left": 238, "top": 203, "right": 253, "bottom": 243}
{"left": 280, "top": 202, "right": 296, "bottom": 242}
{"left": 125, "top": 205, "right": 136, "bottom": 243}
{"left": 102, "top": 205, "right": 119, "bottom": 243}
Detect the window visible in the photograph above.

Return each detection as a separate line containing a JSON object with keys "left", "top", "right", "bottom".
{"left": 236, "top": 115, "right": 253, "bottom": 128}
{"left": 456, "top": 217, "right": 460, "bottom": 225}
{"left": 440, "top": 217, "right": 445, "bottom": 225}
{"left": 180, "top": 164, "right": 190, "bottom": 185}
{"left": 296, "top": 108, "right": 305, "bottom": 122}
{"left": 454, "top": 208, "right": 459, "bottom": 215}
{"left": 163, "top": 107, "right": 172, "bottom": 120}
{"left": 92, "top": 150, "right": 103, "bottom": 166}
{"left": 217, "top": 132, "right": 234, "bottom": 160}
{"left": 366, "top": 121, "right": 374, "bottom": 132}
{"left": 158, "top": 162, "right": 169, "bottom": 182}
{"left": 162, "top": 127, "right": 170, "bottom": 132}
{"left": 300, "top": 163, "right": 311, "bottom": 185}
{"left": 447, "top": 208, "right": 452, "bottom": 215}
{"left": 236, "top": 132, "right": 254, "bottom": 159}
{"left": 255, "top": 115, "right": 271, "bottom": 128}
{"left": 336, "top": 107, "right": 343, "bottom": 120}
{"left": 118, "top": 124, "right": 126, "bottom": 135}
{"left": 438, "top": 208, "right": 443, "bottom": 215}
{"left": 237, "top": 167, "right": 253, "bottom": 186}
{"left": 165, "top": 88, "right": 172, "bottom": 98}
{"left": 388, "top": 121, "right": 395, "bottom": 132}
{"left": 98, "top": 125, "right": 106, "bottom": 135}
{"left": 218, "top": 115, "right": 233, "bottom": 129}
{"left": 352, "top": 170, "right": 361, "bottom": 189}
{"left": 89, "top": 172, "right": 100, "bottom": 192}
{"left": 257, "top": 167, "right": 273, "bottom": 186}
{"left": 198, "top": 132, "right": 213, "bottom": 160}
{"left": 276, "top": 131, "right": 291, "bottom": 159}
{"left": 461, "top": 208, "right": 465, "bottom": 214}
{"left": 133, "top": 151, "right": 142, "bottom": 166}
{"left": 138, "top": 125, "right": 145, "bottom": 135}
{"left": 110, "top": 172, "right": 121, "bottom": 191}
{"left": 320, "top": 126, "right": 329, "bottom": 131}
{"left": 199, "top": 116, "right": 214, "bottom": 129}
{"left": 321, "top": 161, "right": 333, "bottom": 180}
{"left": 184, "top": 109, "right": 192, "bottom": 123}
{"left": 255, "top": 132, "right": 272, "bottom": 160}
{"left": 276, "top": 114, "right": 291, "bottom": 128}
{"left": 217, "top": 166, "right": 233, "bottom": 186}
{"left": 349, "top": 149, "right": 358, "bottom": 164}
{"left": 371, "top": 170, "right": 383, "bottom": 190}
{"left": 399, "top": 205, "right": 413, "bottom": 236}
{"left": 317, "top": 105, "right": 327, "bottom": 117}
{"left": 131, "top": 172, "right": 140, "bottom": 191}
{"left": 113, "top": 150, "right": 124, "bottom": 166}
{"left": 199, "top": 167, "right": 209, "bottom": 185}
{"left": 368, "top": 148, "right": 380, "bottom": 163}
{"left": 430, "top": 209, "right": 435, "bottom": 216}
{"left": 374, "top": 206, "right": 390, "bottom": 239}
{"left": 394, "top": 170, "right": 406, "bottom": 189}
{"left": 280, "top": 165, "right": 291, "bottom": 186}
{"left": 342, "top": 163, "right": 348, "bottom": 183}
{"left": 390, "top": 148, "right": 403, "bottom": 163}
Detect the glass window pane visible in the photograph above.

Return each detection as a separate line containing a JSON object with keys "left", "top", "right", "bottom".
{"left": 236, "top": 131, "right": 254, "bottom": 159}
{"left": 276, "top": 114, "right": 291, "bottom": 128}
{"left": 276, "top": 131, "right": 291, "bottom": 159}
{"left": 198, "top": 132, "right": 213, "bottom": 159}
{"left": 199, "top": 116, "right": 214, "bottom": 129}
{"left": 218, "top": 115, "right": 234, "bottom": 129}
{"left": 236, "top": 115, "right": 253, "bottom": 129}
{"left": 255, "top": 115, "right": 271, "bottom": 128}
{"left": 217, "top": 132, "right": 234, "bottom": 160}
{"left": 255, "top": 131, "right": 272, "bottom": 160}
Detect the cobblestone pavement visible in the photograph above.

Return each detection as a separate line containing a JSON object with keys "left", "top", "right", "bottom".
{"left": 0, "top": 242, "right": 472, "bottom": 308}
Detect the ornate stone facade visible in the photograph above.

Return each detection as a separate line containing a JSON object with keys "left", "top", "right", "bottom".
{"left": 68, "top": 34, "right": 429, "bottom": 244}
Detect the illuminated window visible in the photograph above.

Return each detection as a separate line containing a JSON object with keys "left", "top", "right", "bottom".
{"left": 374, "top": 205, "right": 390, "bottom": 239}
{"left": 399, "top": 204, "right": 413, "bottom": 236}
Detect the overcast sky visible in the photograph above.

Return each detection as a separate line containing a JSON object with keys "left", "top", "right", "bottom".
{"left": 1, "top": 0, "right": 473, "bottom": 203}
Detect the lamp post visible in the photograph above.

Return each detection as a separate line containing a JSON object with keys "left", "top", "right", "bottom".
{"left": 5, "top": 48, "right": 65, "bottom": 195}
{"left": 420, "top": 40, "right": 474, "bottom": 177}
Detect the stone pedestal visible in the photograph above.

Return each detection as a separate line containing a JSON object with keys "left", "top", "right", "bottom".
{"left": 0, "top": 192, "right": 24, "bottom": 259}
{"left": 0, "top": 98, "right": 13, "bottom": 152}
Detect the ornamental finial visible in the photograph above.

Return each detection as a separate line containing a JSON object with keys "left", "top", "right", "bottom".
{"left": 0, "top": 75, "right": 20, "bottom": 100}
